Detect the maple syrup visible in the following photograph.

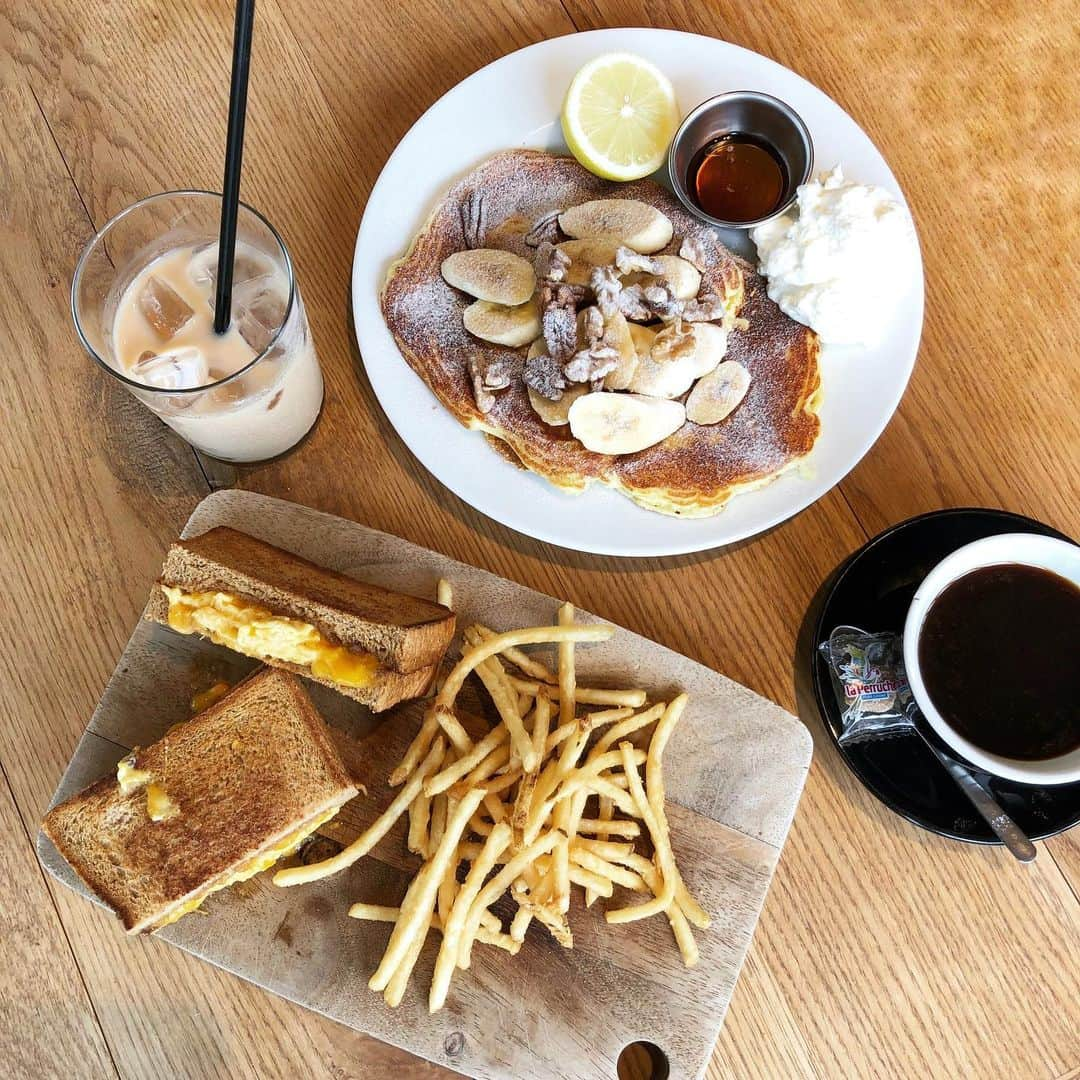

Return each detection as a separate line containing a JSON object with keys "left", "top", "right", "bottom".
{"left": 688, "top": 134, "right": 787, "bottom": 223}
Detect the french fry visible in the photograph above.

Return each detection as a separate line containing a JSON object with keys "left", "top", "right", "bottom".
{"left": 551, "top": 748, "right": 647, "bottom": 806}
{"left": 407, "top": 787, "right": 432, "bottom": 857}
{"left": 348, "top": 903, "right": 400, "bottom": 922}
{"left": 557, "top": 602, "right": 577, "bottom": 730}
{"left": 463, "top": 626, "right": 538, "bottom": 772}
{"left": 552, "top": 603, "right": 579, "bottom": 903}
{"left": 425, "top": 724, "right": 508, "bottom": 796}
{"left": 604, "top": 743, "right": 677, "bottom": 925}
{"left": 437, "top": 859, "right": 458, "bottom": 923}
{"left": 449, "top": 762, "right": 519, "bottom": 801}
{"left": 553, "top": 836, "right": 571, "bottom": 913}
{"left": 479, "top": 909, "right": 503, "bottom": 933}
{"left": 459, "top": 830, "right": 563, "bottom": 970}
{"left": 513, "top": 689, "right": 551, "bottom": 836}
{"left": 437, "top": 624, "right": 614, "bottom": 708}
{"left": 586, "top": 791, "right": 616, "bottom": 906}
{"left": 642, "top": 697, "right": 709, "bottom": 931}
{"left": 475, "top": 624, "right": 557, "bottom": 683}
{"left": 275, "top": 738, "right": 446, "bottom": 887}
{"left": 456, "top": 742, "right": 511, "bottom": 790}
{"left": 429, "top": 774, "right": 450, "bottom": 854}
{"left": 590, "top": 703, "right": 666, "bottom": 759}
{"left": 576, "top": 816, "right": 640, "bottom": 838}
{"left": 566, "top": 859, "right": 614, "bottom": 896}
{"left": 606, "top": 850, "right": 701, "bottom": 966}
{"left": 584, "top": 776, "right": 639, "bottom": 815}
{"left": 429, "top": 822, "right": 512, "bottom": 1012}
{"left": 384, "top": 914, "right": 431, "bottom": 1007}
{"left": 477, "top": 928, "right": 522, "bottom": 954}
{"left": 436, "top": 579, "right": 453, "bottom": 608}
{"left": 574, "top": 838, "right": 635, "bottom": 862}
{"left": 434, "top": 704, "right": 474, "bottom": 756}
{"left": 482, "top": 792, "right": 506, "bottom": 824}
{"left": 390, "top": 708, "right": 441, "bottom": 786}
{"left": 369, "top": 787, "right": 486, "bottom": 993}
{"left": 522, "top": 894, "right": 573, "bottom": 947}
{"left": 350, "top": 903, "right": 504, "bottom": 937}
{"left": 508, "top": 675, "right": 647, "bottom": 709}
{"left": 570, "top": 846, "right": 648, "bottom": 893}
{"left": 509, "top": 904, "right": 532, "bottom": 943}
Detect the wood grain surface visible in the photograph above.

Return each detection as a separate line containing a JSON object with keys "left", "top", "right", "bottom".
{"left": 1, "top": 0, "right": 1078, "bottom": 1078}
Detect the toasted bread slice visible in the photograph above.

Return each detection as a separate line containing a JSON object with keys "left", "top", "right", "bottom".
{"left": 42, "top": 668, "right": 358, "bottom": 934}
{"left": 146, "top": 526, "right": 455, "bottom": 711}
{"left": 145, "top": 586, "right": 438, "bottom": 711}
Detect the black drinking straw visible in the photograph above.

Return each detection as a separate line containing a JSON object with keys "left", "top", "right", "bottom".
{"left": 213, "top": 0, "right": 256, "bottom": 335}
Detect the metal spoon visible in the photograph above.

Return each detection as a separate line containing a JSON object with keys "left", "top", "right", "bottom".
{"left": 916, "top": 731, "right": 1037, "bottom": 862}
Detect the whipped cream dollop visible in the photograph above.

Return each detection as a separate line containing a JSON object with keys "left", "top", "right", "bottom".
{"left": 750, "top": 166, "right": 917, "bottom": 345}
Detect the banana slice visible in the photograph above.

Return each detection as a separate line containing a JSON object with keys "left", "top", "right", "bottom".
{"left": 595, "top": 311, "right": 637, "bottom": 390}
{"left": 559, "top": 199, "right": 674, "bottom": 253}
{"left": 621, "top": 255, "right": 702, "bottom": 300}
{"left": 684, "top": 322, "right": 729, "bottom": 377}
{"left": 627, "top": 353, "right": 697, "bottom": 399}
{"left": 442, "top": 249, "right": 536, "bottom": 305}
{"left": 606, "top": 322, "right": 651, "bottom": 390}
{"left": 626, "top": 323, "right": 707, "bottom": 398}
{"left": 462, "top": 297, "right": 541, "bottom": 346}
{"left": 527, "top": 382, "right": 589, "bottom": 426}
{"left": 568, "top": 392, "right": 685, "bottom": 455}
{"left": 555, "top": 239, "right": 620, "bottom": 287}
{"left": 685, "top": 360, "right": 751, "bottom": 425}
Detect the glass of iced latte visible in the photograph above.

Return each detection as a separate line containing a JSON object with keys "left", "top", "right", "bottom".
{"left": 72, "top": 191, "right": 323, "bottom": 462}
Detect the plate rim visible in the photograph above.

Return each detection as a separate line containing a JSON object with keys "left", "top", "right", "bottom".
{"left": 811, "top": 506, "right": 1080, "bottom": 844}
{"left": 351, "top": 26, "right": 925, "bottom": 557}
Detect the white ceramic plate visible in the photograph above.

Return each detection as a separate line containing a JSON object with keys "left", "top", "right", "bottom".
{"left": 352, "top": 28, "right": 924, "bottom": 557}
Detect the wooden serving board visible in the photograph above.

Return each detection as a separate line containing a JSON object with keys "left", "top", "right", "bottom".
{"left": 38, "top": 491, "right": 812, "bottom": 1080}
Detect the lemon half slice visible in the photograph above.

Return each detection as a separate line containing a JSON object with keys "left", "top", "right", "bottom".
{"left": 561, "top": 53, "right": 680, "bottom": 181}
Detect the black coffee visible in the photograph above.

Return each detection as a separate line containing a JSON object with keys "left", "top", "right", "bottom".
{"left": 917, "top": 563, "right": 1080, "bottom": 761}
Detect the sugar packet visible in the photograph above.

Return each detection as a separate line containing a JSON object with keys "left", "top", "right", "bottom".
{"left": 818, "top": 626, "right": 919, "bottom": 745}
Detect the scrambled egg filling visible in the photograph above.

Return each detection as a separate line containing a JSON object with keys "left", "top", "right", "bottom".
{"left": 117, "top": 758, "right": 179, "bottom": 821}
{"left": 162, "top": 586, "right": 379, "bottom": 688}
{"left": 117, "top": 757, "right": 152, "bottom": 795}
{"left": 146, "top": 782, "right": 180, "bottom": 822}
{"left": 154, "top": 808, "right": 339, "bottom": 929}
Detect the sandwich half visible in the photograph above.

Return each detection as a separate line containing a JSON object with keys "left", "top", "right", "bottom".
{"left": 41, "top": 667, "right": 358, "bottom": 934}
{"left": 146, "top": 526, "right": 455, "bottom": 712}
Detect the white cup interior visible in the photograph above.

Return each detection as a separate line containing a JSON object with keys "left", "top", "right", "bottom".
{"left": 902, "top": 533, "right": 1080, "bottom": 785}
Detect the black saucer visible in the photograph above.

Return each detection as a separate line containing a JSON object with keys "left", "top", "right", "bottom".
{"left": 812, "top": 508, "right": 1080, "bottom": 844}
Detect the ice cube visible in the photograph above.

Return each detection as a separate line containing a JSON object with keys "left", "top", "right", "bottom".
{"left": 138, "top": 274, "right": 195, "bottom": 339}
{"left": 188, "top": 242, "right": 273, "bottom": 292}
{"left": 187, "top": 243, "right": 219, "bottom": 287}
{"left": 131, "top": 347, "right": 208, "bottom": 390}
{"left": 208, "top": 375, "right": 246, "bottom": 407}
{"left": 234, "top": 282, "right": 288, "bottom": 354}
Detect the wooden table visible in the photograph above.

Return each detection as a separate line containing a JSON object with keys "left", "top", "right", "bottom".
{"left": 2, "top": 2, "right": 1077, "bottom": 1078}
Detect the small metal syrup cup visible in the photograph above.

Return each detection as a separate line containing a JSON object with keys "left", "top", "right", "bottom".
{"left": 668, "top": 91, "right": 814, "bottom": 229}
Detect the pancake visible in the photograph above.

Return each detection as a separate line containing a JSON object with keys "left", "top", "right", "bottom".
{"left": 381, "top": 150, "right": 821, "bottom": 517}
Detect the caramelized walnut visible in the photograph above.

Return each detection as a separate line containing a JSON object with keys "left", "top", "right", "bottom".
{"left": 614, "top": 246, "right": 664, "bottom": 275}
{"left": 523, "top": 351, "right": 569, "bottom": 401}
{"left": 678, "top": 235, "right": 709, "bottom": 271}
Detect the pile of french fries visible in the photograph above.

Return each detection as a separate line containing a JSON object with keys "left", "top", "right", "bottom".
{"left": 274, "top": 585, "right": 709, "bottom": 1013}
